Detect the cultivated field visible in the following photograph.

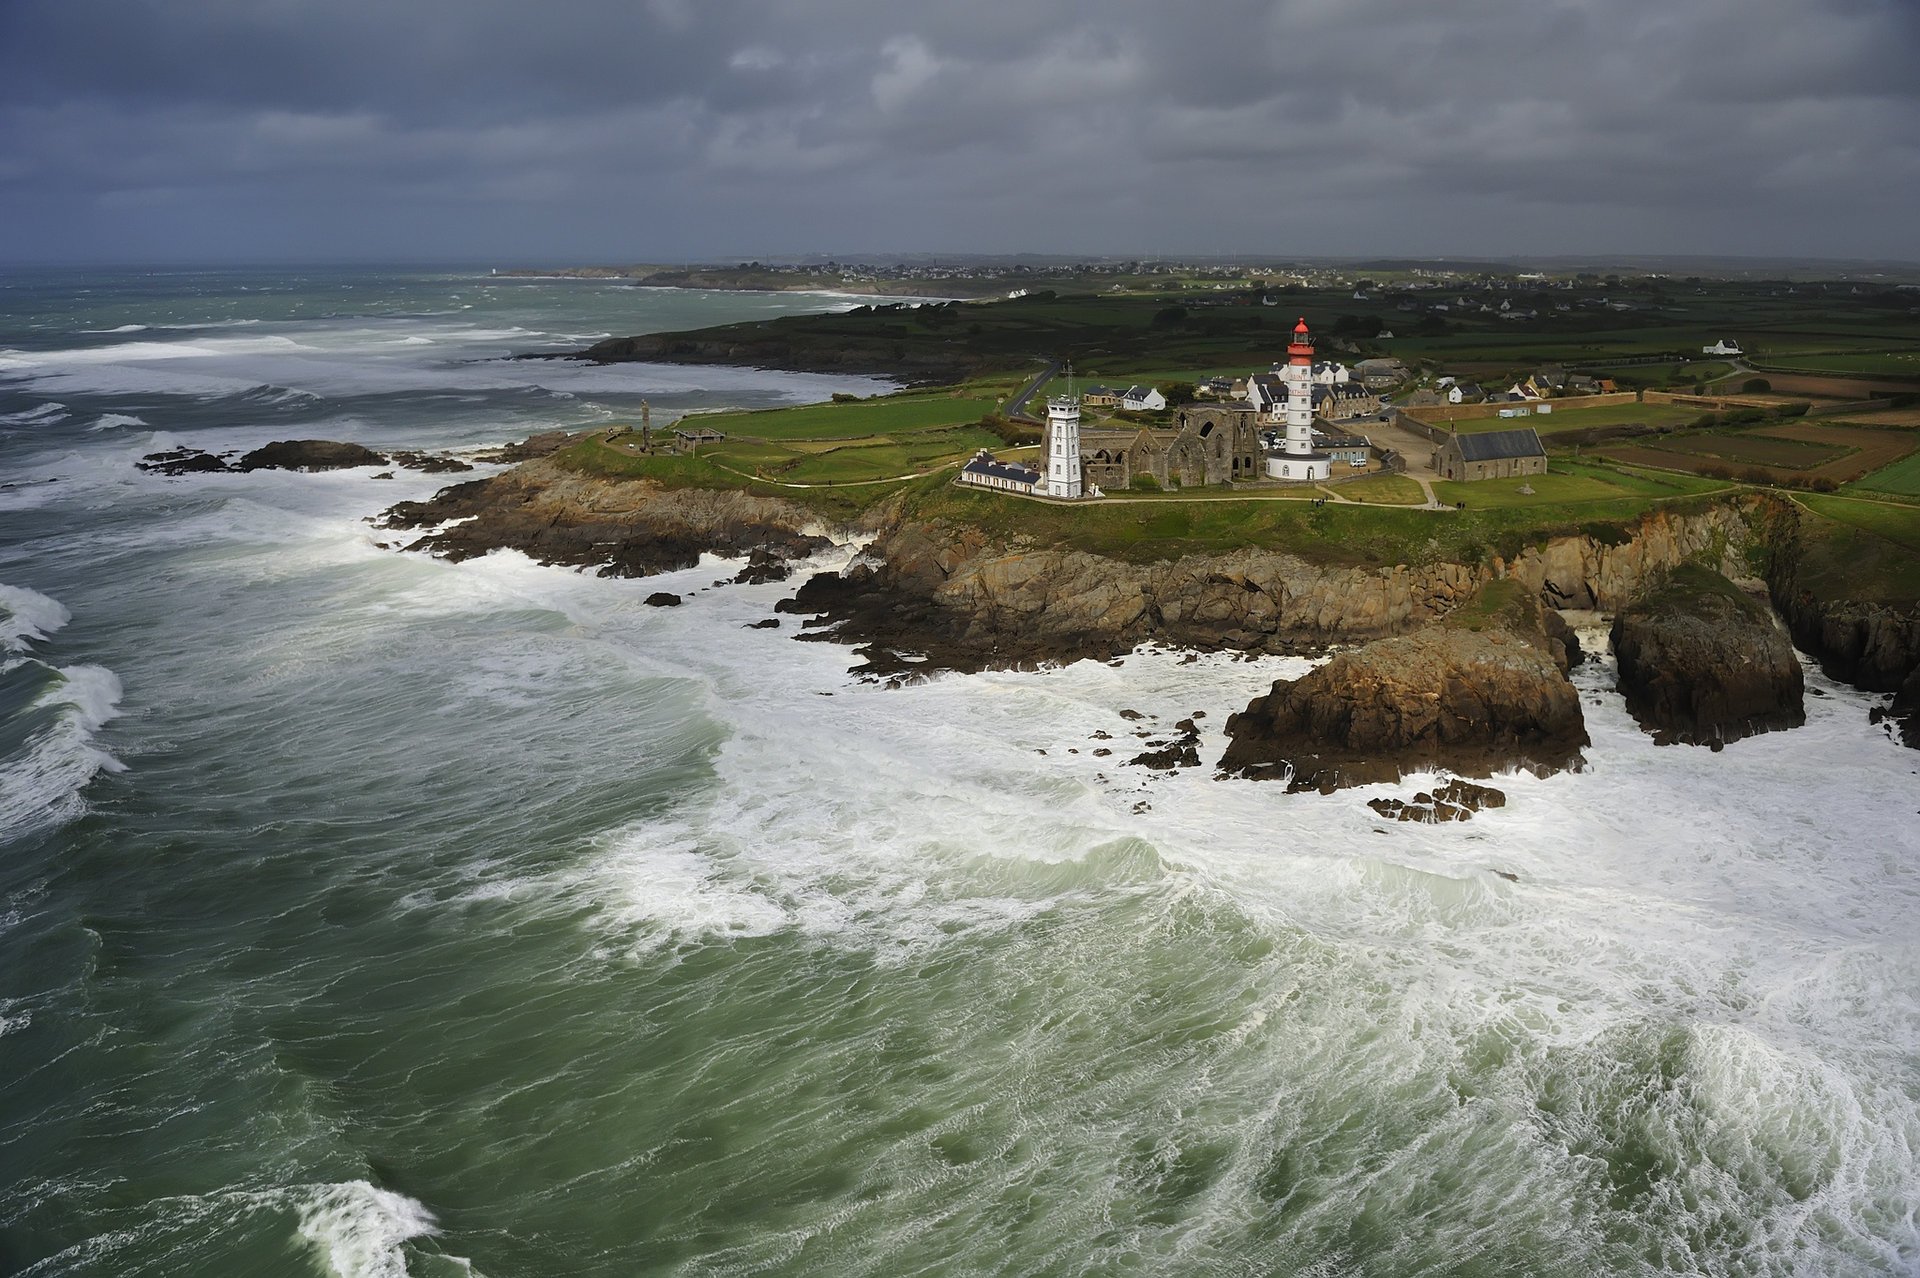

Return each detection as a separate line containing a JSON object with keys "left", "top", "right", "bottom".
{"left": 1597, "top": 420, "right": 1919, "bottom": 485}
{"left": 1833, "top": 407, "right": 1920, "bottom": 429}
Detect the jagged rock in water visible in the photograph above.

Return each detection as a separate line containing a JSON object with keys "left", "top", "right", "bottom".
{"left": 137, "top": 448, "right": 232, "bottom": 475}
{"left": 644, "top": 592, "right": 683, "bottom": 607}
{"left": 1129, "top": 717, "right": 1202, "bottom": 771}
{"left": 1365, "top": 779, "right": 1505, "bottom": 824}
{"left": 1611, "top": 564, "right": 1804, "bottom": 747}
{"left": 732, "top": 548, "right": 793, "bottom": 585}
{"left": 388, "top": 451, "right": 474, "bottom": 474}
{"left": 237, "top": 440, "right": 390, "bottom": 472}
{"left": 1367, "top": 796, "right": 1470, "bottom": 823}
{"left": 1220, "top": 581, "right": 1588, "bottom": 792}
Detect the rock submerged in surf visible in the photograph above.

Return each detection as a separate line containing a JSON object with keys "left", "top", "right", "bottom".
{"left": 1610, "top": 564, "right": 1804, "bottom": 748}
{"left": 644, "top": 592, "right": 683, "bottom": 608}
{"left": 1219, "top": 581, "right": 1588, "bottom": 792}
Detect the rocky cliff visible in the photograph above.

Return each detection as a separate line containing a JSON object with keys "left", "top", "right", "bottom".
{"left": 1611, "top": 564, "right": 1805, "bottom": 747}
{"left": 375, "top": 457, "right": 836, "bottom": 577}
{"left": 786, "top": 503, "right": 1763, "bottom": 675}
{"left": 1217, "top": 581, "right": 1589, "bottom": 790}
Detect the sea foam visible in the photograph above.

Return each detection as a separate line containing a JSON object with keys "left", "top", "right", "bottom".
{"left": 295, "top": 1181, "right": 442, "bottom": 1278}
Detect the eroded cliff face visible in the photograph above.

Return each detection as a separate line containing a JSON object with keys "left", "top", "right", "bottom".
{"left": 375, "top": 457, "right": 839, "bottom": 577}
{"left": 790, "top": 503, "right": 1766, "bottom": 675}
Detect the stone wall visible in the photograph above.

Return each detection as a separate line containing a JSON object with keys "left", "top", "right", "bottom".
{"left": 1407, "top": 391, "right": 1639, "bottom": 425}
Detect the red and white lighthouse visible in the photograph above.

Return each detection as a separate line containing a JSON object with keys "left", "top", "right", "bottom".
{"left": 1267, "top": 318, "right": 1332, "bottom": 481}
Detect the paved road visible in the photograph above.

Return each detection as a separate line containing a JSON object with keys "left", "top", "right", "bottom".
{"left": 1004, "top": 361, "right": 1060, "bottom": 418}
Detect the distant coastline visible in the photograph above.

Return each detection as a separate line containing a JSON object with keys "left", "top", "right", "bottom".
{"left": 492, "top": 265, "right": 982, "bottom": 299}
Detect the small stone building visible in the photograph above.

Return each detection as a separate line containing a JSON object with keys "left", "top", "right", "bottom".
{"left": 1431, "top": 427, "right": 1548, "bottom": 481}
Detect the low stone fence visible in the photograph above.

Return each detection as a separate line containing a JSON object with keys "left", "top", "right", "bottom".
{"left": 1641, "top": 390, "right": 1779, "bottom": 411}
{"left": 1405, "top": 391, "right": 1639, "bottom": 425}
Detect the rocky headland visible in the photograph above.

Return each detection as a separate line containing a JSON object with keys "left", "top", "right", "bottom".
{"left": 1611, "top": 564, "right": 1805, "bottom": 747}
{"left": 373, "top": 454, "right": 835, "bottom": 578}
{"left": 1215, "top": 580, "right": 1590, "bottom": 790}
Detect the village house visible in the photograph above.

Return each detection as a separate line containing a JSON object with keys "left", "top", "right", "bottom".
{"left": 1431, "top": 427, "right": 1547, "bottom": 481}
{"left": 1312, "top": 428, "right": 1372, "bottom": 467}
{"left": 1121, "top": 385, "right": 1168, "bottom": 412}
{"left": 1081, "top": 384, "right": 1123, "bottom": 408}
{"left": 1703, "top": 339, "right": 1743, "bottom": 356}
{"left": 1312, "top": 382, "right": 1380, "bottom": 422}
{"left": 1194, "top": 375, "right": 1237, "bottom": 399}
{"left": 1352, "top": 357, "right": 1409, "bottom": 389}
{"left": 1447, "top": 381, "right": 1486, "bottom": 405}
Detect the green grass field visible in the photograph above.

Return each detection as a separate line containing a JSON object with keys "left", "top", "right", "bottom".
{"left": 1789, "top": 494, "right": 1920, "bottom": 603}
{"left": 1329, "top": 473, "right": 1426, "bottom": 504}
{"left": 676, "top": 392, "right": 999, "bottom": 441}
{"left": 1851, "top": 451, "right": 1920, "bottom": 498}
{"left": 1750, "top": 351, "right": 1920, "bottom": 376}
{"left": 1452, "top": 401, "right": 1703, "bottom": 436}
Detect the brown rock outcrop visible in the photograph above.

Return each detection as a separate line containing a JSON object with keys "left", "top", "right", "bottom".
{"left": 376, "top": 457, "right": 832, "bottom": 579}
{"left": 1611, "top": 565, "right": 1805, "bottom": 747}
{"left": 1218, "top": 581, "right": 1588, "bottom": 791}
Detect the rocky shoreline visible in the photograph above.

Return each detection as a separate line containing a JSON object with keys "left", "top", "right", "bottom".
{"left": 347, "top": 448, "right": 1920, "bottom": 770}
{"left": 148, "top": 432, "right": 1920, "bottom": 775}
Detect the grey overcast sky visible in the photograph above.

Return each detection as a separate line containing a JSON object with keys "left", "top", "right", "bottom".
{"left": 2, "top": 0, "right": 1917, "bottom": 265}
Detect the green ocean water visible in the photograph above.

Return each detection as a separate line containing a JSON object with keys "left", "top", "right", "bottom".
{"left": 1, "top": 269, "right": 1918, "bottom": 1276}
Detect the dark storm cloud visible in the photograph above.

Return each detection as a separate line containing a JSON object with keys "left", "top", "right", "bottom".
{"left": 2, "top": 0, "right": 1916, "bottom": 263}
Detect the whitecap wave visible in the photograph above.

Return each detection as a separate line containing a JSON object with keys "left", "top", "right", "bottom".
{"left": 0, "top": 401, "right": 69, "bottom": 426}
{"left": 294, "top": 1181, "right": 441, "bottom": 1278}
{"left": 0, "top": 583, "right": 71, "bottom": 651}
{"left": 88, "top": 412, "right": 148, "bottom": 431}
{"left": 80, "top": 323, "right": 149, "bottom": 334}
{"left": 0, "top": 662, "right": 126, "bottom": 841}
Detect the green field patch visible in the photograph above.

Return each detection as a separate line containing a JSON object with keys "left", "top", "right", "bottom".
{"left": 1329, "top": 473, "right": 1426, "bottom": 504}
{"left": 1756, "top": 351, "right": 1920, "bottom": 377}
{"left": 1850, "top": 451, "right": 1920, "bottom": 498}
{"left": 682, "top": 393, "right": 999, "bottom": 441}
{"left": 1454, "top": 402, "right": 1701, "bottom": 436}
{"left": 1432, "top": 467, "right": 1645, "bottom": 510}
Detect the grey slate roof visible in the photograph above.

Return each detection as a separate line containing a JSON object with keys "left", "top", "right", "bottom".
{"left": 1454, "top": 428, "right": 1546, "bottom": 461}
{"left": 962, "top": 456, "right": 1041, "bottom": 485}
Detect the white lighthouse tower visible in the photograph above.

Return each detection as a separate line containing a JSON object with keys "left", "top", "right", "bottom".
{"left": 1045, "top": 391, "right": 1083, "bottom": 498}
{"left": 1267, "top": 317, "right": 1333, "bottom": 481}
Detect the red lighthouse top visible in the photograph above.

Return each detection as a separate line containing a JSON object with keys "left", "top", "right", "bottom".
{"left": 1288, "top": 317, "right": 1314, "bottom": 364}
